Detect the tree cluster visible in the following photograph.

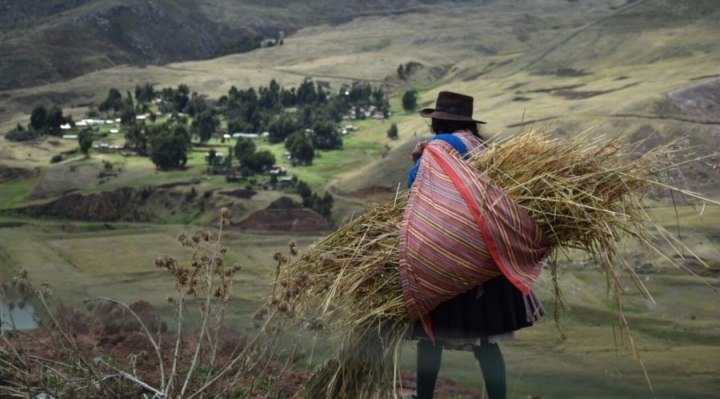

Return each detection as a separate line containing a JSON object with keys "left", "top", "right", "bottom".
{"left": 96, "top": 86, "right": 153, "bottom": 124}
{"left": 402, "top": 90, "right": 418, "bottom": 112}
{"left": 191, "top": 111, "right": 219, "bottom": 144}
{"left": 233, "top": 137, "right": 276, "bottom": 175}
{"left": 387, "top": 123, "right": 399, "bottom": 140}
{"left": 217, "top": 79, "right": 390, "bottom": 167}
{"left": 397, "top": 61, "right": 424, "bottom": 80}
{"left": 78, "top": 128, "right": 93, "bottom": 157}
{"left": 88, "top": 77, "right": 390, "bottom": 174}
{"left": 125, "top": 121, "right": 191, "bottom": 169}
{"left": 149, "top": 123, "right": 191, "bottom": 169}
{"left": 4, "top": 102, "right": 75, "bottom": 142}
{"left": 296, "top": 180, "right": 334, "bottom": 220}
{"left": 216, "top": 34, "right": 264, "bottom": 57}
{"left": 30, "top": 105, "right": 72, "bottom": 136}
{"left": 4, "top": 124, "right": 41, "bottom": 142}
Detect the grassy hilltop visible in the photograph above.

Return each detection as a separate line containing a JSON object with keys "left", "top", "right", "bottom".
{"left": 1, "top": 0, "right": 720, "bottom": 397}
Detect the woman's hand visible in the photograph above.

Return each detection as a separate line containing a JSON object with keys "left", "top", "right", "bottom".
{"left": 411, "top": 141, "right": 427, "bottom": 163}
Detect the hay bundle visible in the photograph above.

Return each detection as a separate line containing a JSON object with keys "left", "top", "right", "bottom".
{"left": 273, "top": 127, "right": 707, "bottom": 399}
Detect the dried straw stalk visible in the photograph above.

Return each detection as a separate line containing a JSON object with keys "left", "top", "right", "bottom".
{"left": 273, "top": 127, "right": 713, "bottom": 399}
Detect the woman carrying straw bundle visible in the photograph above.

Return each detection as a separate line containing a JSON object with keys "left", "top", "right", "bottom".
{"left": 402, "top": 91, "right": 549, "bottom": 399}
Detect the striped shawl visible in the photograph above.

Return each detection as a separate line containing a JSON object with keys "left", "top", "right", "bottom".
{"left": 399, "top": 136, "right": 551, "bottom": 340}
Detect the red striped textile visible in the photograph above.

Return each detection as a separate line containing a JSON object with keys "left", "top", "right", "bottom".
{"left": 399, "top": 136, "right": 551, "bottom": 340}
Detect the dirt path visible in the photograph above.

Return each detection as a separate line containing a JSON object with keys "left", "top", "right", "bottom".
{"left": 270, "top": 67, "right": 387, "bottom": 84}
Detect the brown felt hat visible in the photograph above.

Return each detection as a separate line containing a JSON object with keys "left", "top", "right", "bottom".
{"left": 419, "top": 91, "right": 486, "bottom": 124}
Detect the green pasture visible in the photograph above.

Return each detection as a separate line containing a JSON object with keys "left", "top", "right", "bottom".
{"left": 34, "top": 120, "right": 396, "bottom": 195}
{"left": 0, "top": 221, "right": 318, "bottom": 321}
{"left": 0, "top": 177, "right": 36, "bottom": 210}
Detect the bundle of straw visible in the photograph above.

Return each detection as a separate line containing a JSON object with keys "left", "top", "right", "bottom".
{"left": 272, "top": 127, "right": 710, "bottom": 399}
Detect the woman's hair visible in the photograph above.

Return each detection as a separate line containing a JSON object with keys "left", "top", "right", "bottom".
{"left": 431, "top": 118, "right": 484, "bottom": 140}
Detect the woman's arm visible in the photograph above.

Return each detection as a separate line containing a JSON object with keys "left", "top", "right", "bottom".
{"left": 408, "top": 141, "right": 427, "bottom": 188}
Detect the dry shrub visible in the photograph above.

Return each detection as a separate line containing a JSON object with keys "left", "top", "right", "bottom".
{"left": 0, "top": 207, "right": 291, "bottom": 399}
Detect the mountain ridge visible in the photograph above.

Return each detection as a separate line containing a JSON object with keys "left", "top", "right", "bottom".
{"left": 0, "top": 0, "right": 506, "bottom": 91}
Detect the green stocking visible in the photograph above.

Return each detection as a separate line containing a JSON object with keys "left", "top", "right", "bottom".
{"left": 416, "top": 340, "right": 444, "bottom": 399}
{"left": 473, "top": 343, "right": 507, "bottom": 399}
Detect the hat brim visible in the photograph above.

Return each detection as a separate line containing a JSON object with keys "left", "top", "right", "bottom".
{"left": 419, "top": 108, "right": 487, "bottom": 124}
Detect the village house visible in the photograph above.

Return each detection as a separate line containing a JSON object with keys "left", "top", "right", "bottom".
{"left": 208, "top": 165, "right": 232, "bottom": 175}
{"left": 232, "top": 133, "right": 260, "bottom": 139}
{"left": 316, "top": 80, "right": 331, "bottom": 90}
{"left": 94, "top": 143, "right": 121, "bottom": 154}
{"left": 278, "top": 176, "right": 294, "bottom": 186}
{"left": 266, "top": 166, "right": 287, "bottom": 176}
{"left": 204, "top": 152, "right": 225, "bottom": 163}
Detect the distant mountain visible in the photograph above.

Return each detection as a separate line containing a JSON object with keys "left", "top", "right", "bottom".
{"left": 0, "top": 0, "right": 498, "bottom": 91}
{"left": 0, "top": 0, "right": 242, "bottom": 91}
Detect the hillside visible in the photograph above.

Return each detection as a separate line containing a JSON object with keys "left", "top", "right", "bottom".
{"left": 334, "top": 0, "right": 720, "bottom": 201}
{"left": 0, "top": 0, "right": 229, "bottom": 91}
{"left": 1, "top": 1, "right": 720, "bottom": 397}
{"left": 1, "top": 0, "right": 718, "bottom": 214}
{"left": 0, "top": 0, "right": 625, "bottom": 124}
{"left": 0, "top": 0, "right": 525, "bottom": 92}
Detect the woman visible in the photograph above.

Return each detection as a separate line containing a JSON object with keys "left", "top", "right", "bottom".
{"left": 405, "top": 91, "right": 545, "bottom": 399}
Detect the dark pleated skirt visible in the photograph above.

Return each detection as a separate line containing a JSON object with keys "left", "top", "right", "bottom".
{"left": 411, "top": 275, "right": 537, "bottom": 340}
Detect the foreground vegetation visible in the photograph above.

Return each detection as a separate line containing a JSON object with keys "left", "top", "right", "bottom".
{"left": 0, "top": 210, "right": 305, "bottom": 398}
{"left": 1, "top": 212, "right": 718, "bottom": 398}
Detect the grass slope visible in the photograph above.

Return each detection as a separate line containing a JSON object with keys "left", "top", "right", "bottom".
{"left": 1, "top": 1, "right": 720, "bottom": 397}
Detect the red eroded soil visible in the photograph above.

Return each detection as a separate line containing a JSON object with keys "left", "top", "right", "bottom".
{"left": 232, "top": 197, "right": 331, "bottom": 234}
{"left": 233, "top": 209, "right": 331, "bottom": 234}
{"left": 3, "top": 301, "right": 305, "bottom": 397}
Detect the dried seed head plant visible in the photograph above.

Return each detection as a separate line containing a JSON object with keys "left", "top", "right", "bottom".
{"left": 0, "top": 271, "right": 123, "bottom": 398}
{"left": 0, "top": 207, "right": 295, "bottom": 398}
{"left": 160, "top": 207, "right": 258, "bottom": 398}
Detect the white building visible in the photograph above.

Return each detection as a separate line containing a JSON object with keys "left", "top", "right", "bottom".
{"left": 232, "top": 133, "right": 259, "bottom": 139}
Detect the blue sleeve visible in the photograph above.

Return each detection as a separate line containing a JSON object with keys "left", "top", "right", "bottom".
{"left": 407, "top": 134, "right": 468, "bottom": 188}
{"left": 407, "top": 159, "right": 421, "bottom": 188}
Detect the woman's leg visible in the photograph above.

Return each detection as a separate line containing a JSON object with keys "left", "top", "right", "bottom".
{"left": 473, "top": 342, "right": 507, "bottom": 399}
{"left": 416, "top": 339, "right": 444, "bottom": 399}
